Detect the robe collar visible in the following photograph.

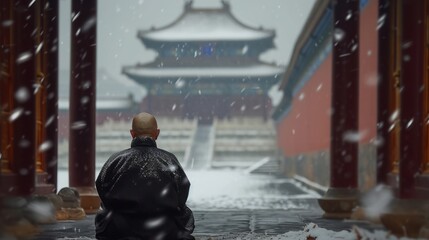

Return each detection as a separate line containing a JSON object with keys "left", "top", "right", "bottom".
{"left": 131, "top": 136, "right": 157, "bottom": 148}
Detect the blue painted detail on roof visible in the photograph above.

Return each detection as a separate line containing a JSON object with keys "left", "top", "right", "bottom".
{"left": 292, "top": 42, "right": 331, "bottom": 96}
{"left": 313, "top": 8, "right": 332, "bottom": 37}
{"left": 360, "top": 0, "right": 369, "bottom": 10}
{"left": 301, "top": 40, "right": 312, "bottom": 56}
{"left": 287, "top": 7, "right": 333, "bottom": 97}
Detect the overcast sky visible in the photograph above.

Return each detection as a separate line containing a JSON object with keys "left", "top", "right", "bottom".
{"left": 59, "top": 0, "right": 315, "bottom": 102}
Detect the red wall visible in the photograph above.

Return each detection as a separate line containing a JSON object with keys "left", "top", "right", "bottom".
{"left": 277, "top": 53, "right": 332, "bottom": 156}
{"left": 277, "top": 0, "right": 379, "bottom": 157}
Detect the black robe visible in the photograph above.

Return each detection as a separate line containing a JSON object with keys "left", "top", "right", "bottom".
{"left": 95, "top": 137, "right": 195, "bottom": 240}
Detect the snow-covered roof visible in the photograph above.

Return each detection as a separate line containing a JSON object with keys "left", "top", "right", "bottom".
{"left": 59, "top": 97, "right": 135, "bottom": 110}
{"left": 139, "top": 2, "right": 274, "bottom": 42}
{"left": 59, "top": 69, "right": 145, "bottom": 101}
{"left": 123, "top": 63, "right": 284, "bottom": 80}
{"left": 58, "top": 69, "right": 143, "bottom": 110}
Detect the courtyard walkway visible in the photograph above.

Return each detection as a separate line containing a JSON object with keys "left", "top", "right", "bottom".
{"left": 34, "top": 170, "right": 388, "bottom": 239}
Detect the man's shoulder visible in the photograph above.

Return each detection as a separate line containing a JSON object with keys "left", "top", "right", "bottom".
{"left": 104, "top": 148, "right": 135, "bottom": 164}
{"left": 155, "top": 147, "right": 177, "bottom": 159}
{"left": 109, "top": 147, "right": 133, "bottom": 158}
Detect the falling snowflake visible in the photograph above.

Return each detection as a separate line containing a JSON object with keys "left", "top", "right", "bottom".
{"left": 15, "top": 87, "right": 30, "bottom": 102}
{"left": 9, "top": 108, "right": 24, "bottom": 122}
{"left": 333, "top": 28, "right": 345, "bottom": 42}
{"left": 16, "top": 52, "right": 32, "bottom": 64}
{"left": 175, "top": 78, "right": 185, "bottom": 88}
{"left": 19, "top": 139, "right": 31, "bottom": 148}
{"left": 145, "top": 217, "right": 166, "bottom": 229}
{"left": 345, "top": 10, "right": 352, "bottom": 21}
{"left": 39, "top": 141, "right": 53, "bottom": 152}
{"left": 81, "top": 96, "right": 89, "bottom": 104}
{"left": 82, "top": 17, "right": 96, "bottom": 32}
{"left": 28, "top": 0, "right": 36, "bottom": 7}
{"left": 389, "top": 110, "right": 399, "bottom": 123}
{"left": 19, "top": 168, "right": 29, "bottom": 175}
{"left": 406, "top": 118, "right": 414, "bottom": 128}
{"left": 72, "top": 12, "right": 80, "bottom": 22}
{"left": 343, "top": 130, "right": 367, "bottom": 142}
{"left": 241, "top": 45, "right": 248, "bottom": 54}
{"left": 35, "top": 41, "right": 44, "bottom": 54}
{"left": 71, "top": 121, "right": 86, "bottom": 130}
{"left": 2, "top": 20, "right": 13, "bottom": 27}
{"left": 377, "top": 14, "right": 386, "bottom": 30}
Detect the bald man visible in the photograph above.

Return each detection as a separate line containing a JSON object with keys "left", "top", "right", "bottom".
{"left": 95, "top": 112, "right": 195, "bottom": 240}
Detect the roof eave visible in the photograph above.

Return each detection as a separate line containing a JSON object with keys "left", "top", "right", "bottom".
{"left": 139, "top": 33, "right": 275, "bottom": 44}
{"left": 279, "top": 0, "right": 331, "bottom": 90}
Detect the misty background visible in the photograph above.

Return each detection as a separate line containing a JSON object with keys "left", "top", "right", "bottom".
{"left": 59, "top": 0, "right": 315, "bottom": 105}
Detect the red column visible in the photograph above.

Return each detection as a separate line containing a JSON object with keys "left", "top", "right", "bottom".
{"left": 399, "top": 0, "right": 425, "bottom": 199}
{"left": 0, "top": 0, "right": 14, "bottom": 196}
{"left": 376, "top": 0, "right": 392, "bottom": 184}
{"left": 43, "top": 0, "right": 59, "bottom": 191}
{"left": 12, "top": 1, "right": 37, "bottom": 196}
{"left": 318, "top": 0, "right": 360, "bottom": 219}
{"left": 329, "top": 0, "right": 359, "bottom": 189}
{"left": 69, "top": 0, "right": 97, "bottom": 188}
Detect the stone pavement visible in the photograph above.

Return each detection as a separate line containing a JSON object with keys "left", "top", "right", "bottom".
{"left": 32, "top": 171, "right": 387, "bottom": 239}
{"left": 34, "top": 201, "right": 385, "bottom": 239}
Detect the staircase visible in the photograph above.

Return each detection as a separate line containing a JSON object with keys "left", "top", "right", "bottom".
{"left": 245, "top": 157, "right": 281, "bottom": 175}
{"left": 184, "top": 124, "right": 214, "bottom": 170}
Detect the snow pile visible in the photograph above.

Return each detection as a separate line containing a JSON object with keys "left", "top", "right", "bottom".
{"left": 361, "top": 184, "right": 393, "bottom": 220}
{"left": 274, "top": 223, "right": 354, "bottom": 240}
{"left": 186, "top": 170, "right": 317, "bottom": 210}
{"left": 197, "top": 223, "right": 418, "bottom": 240}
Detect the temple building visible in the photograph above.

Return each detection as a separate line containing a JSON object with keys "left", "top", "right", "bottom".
{"left": 123, "top": 1, "right": 284, "bottom": 124}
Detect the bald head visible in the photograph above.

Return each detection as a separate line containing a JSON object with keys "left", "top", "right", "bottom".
{"left": 130, "top": 112, "right": 160, "bottom": 140}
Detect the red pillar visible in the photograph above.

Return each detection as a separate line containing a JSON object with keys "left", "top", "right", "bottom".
{"left": 69, "top": 0, "right": 97, "bottom": 188}
{"left": 68, "top": 0, "right": 100, "bottom": 213}
{"left": 329, "top": 0, "right": 359, "bottom": 189}
{"left": 376, "top": 2, "right": 429, "bottom": 237}
{"left": 399, "top": 0, "right": 425, "bottom": 199}
{"left": 0, "top": 0, "right": 14, "bottom": 196}
{"left": 376, "top": 0, "right": 392, "bottom": 184}
{"left": 318, "top": 0, "right": 360, "bottom": 218}
{"left": 43, "top": 0, "right": 59, "bottom": 191}
{"left": 12, "top": 1, "right": 37, "bottom": 196}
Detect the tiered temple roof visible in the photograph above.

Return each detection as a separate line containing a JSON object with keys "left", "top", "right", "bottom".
{"left": 123, "top": 1, "right": 283, "bottom": 85}
{"left": 122, "top": 1, "right": 284, "bottom": 122}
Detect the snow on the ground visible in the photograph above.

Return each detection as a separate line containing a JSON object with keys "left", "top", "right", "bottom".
{"left": 58, "top": 169, "right": 318, "bottom": 210}
{"left": 195, "top": 223, "right": 418, "bottom": 240}
{"left": 55, "top": 223, "right": 419, "bottom": 240}
{"left": 56, "top": 170, "right": 421, "bottom": 240}
{"left": 186, "top": 169, "right": 318, "bottom": 210}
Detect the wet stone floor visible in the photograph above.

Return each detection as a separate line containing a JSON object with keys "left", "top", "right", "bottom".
{"left": 34, "top": 170, "right": 383, "bottom": 239}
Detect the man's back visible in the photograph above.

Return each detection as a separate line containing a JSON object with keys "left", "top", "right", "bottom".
{"left": 95, "top": 136, "right": 195, "bottom": 240}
